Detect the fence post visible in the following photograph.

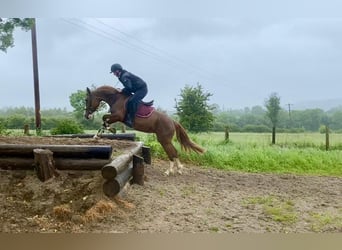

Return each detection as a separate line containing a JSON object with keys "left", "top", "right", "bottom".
{"left": 225, "top": 126, "right": 229, "bottom": 141}
{"left": 325, "top": 125, "right": 330, "bottom": 151}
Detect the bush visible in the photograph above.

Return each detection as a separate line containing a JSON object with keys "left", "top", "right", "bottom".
{"left": 0, "top": 121, "right": 8, "bottom": 135}
{"left": 50, "top": 119, "right": 84, "bottom": 135}
{"left": 319, "top": 125, "right": 330, "bottom": 134}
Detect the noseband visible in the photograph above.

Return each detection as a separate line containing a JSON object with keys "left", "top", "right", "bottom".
{"left": 85, "top": 94, "right": 99, "bottom": 115}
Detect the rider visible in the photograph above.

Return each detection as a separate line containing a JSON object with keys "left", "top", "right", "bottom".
{"left": 110, "top": 63, "right": 148, "bottom": 127}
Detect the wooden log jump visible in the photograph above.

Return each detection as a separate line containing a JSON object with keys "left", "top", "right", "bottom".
{"left": 102, "top": 163, "right": 133, "bottom": 197}
{"left": 0, "top": 144, "right": 112, "bottom": 159}
{"left": 102, "top": 154, "right": 145, "bottom": 197}
{"left": 101, "top": 142, "right": 143, "bottom": 180}
{"left": 47, "top": 133, "right": 136, "bottom": 141}
{"left": 0, "top": 141, "right": 150, "bottom": 197}
{"left": 0, "top": 157, "right": 111, "bottom": 170}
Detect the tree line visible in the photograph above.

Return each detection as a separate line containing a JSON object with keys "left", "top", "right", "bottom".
{"left": 1, "top": 85, "right": 342, "bottom": 134}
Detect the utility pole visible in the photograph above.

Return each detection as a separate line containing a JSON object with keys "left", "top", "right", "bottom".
{"left": 31, "top": 18, "right": 41, "bottom": 135}
{"left": 287, "top": 103, "right": 292, "bottom": 119}
{"left": 287, "top": 103, "right": 293, "bottom": 128}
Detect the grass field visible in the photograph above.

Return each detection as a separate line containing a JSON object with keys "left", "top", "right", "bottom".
{"left": 137, "top": 132, "right": 342, "bottom": 177}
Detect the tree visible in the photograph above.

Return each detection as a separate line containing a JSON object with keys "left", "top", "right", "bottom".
{"left": 265, "top": 92, "right": 281, "bottom": 144}
{"left": 69, "top": 87, "right": 107, "bottom": 129}
{"left": 0, "top": 18, "right": 34, "bottom": 52}
{"left": 69, "top": 89, "right": 87, "bottom": 121}
{"left": 175, "top": 83, "right": 214, "bottom": 132}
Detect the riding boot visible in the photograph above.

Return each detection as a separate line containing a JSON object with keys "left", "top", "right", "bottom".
{"left": 125, "top": 99, "right": 139, "bottom": 128}
{"left": 125, "top": 113, "right": 133, "bottom": 128}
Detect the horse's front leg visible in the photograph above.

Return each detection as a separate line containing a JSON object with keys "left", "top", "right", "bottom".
{"left": 94, "top": 114, "right": 114, "bottom": 139}
{"left": 102, "top": 114, "right": 112, "bottom": 129}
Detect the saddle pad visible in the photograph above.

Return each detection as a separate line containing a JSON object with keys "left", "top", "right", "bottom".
{"left": 136, "top": 104, "right": 155, "bottom": 118}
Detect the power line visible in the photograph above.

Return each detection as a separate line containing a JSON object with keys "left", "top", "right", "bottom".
{"left": 94, "top": 18, "right": 220, "bottom": 80}
{"left": 63, "top": 18, "right": 167, "bottom": 61}
{"left": 62, "top": 18, "right": 222, "bottom": 82}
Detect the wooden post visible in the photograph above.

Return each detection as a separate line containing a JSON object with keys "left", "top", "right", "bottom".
{"left": 132, "top": 155, "right": 144, "bottom": 185}
{"left": 23, "top": 124, "right": 30, "bottom": 136}
{"left": 224, "top": 126, "right": 229, "bottom": 141}
{"left": 272, "top": 126, "right": 276, "bottom": 145}
{"left": 325, "top": 125, "right": 330, "bottom": 151}
{"left": 33, "top": 149, "right": 59, "bottom": 182}
{"left": 142, "top": 146, "right": 151, "bottom": 164}
{"left": 102, "top": 163, "right": 133, "bottom": 197}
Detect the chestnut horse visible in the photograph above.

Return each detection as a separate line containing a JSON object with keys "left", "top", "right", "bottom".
{"left": 84, "top": 85, "right": 205, "bottom": 175}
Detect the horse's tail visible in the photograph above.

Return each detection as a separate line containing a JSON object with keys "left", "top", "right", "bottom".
{"left": 174, "top": 121, "right": 205, "bottom": 154}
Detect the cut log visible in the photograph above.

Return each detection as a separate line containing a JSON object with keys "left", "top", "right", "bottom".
{"left": 54, "top": 159, "right": 111, "bottom": 170}
{"left": 33, "top": 149, "right": 59, "bottom": 182}
{"left": 0, "top": 144, "right": 112, "bottom": 159}
{"left": 0, "top": 158, "right": 34, "bottom": 170}
{"left": 0, "top": 158, "right": 110, "bottom": 170}
{"left": 102, "top": 163, "right": 133, "bottom": 197}
{"left": 142, "top": 146, "right": 151, "bottom": 164}
{"left": 101, "top": 142, "right": 143, "bottom": 180}
{"left": 132, "top": 155, "right": 144, "bottom": 185}
{"left": 47, "top": 133, "right": 136, "bottom": 141}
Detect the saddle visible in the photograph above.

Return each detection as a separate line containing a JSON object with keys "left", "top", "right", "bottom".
{"left": 124, "top": 99, "right": 155, "bottom": 119}
{"left": 136, "top": 101, "right": 155, "bottom": 118}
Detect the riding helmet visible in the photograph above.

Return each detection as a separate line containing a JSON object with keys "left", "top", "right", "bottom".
{"left": 110, "top": 63, "right": 123, "bottom": 73}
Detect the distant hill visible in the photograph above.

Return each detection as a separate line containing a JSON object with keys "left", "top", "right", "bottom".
{"left": 293, "top": 98, "right": 342, "bottom": 111}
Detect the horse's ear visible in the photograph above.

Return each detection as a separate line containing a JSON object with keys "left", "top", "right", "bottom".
{"left": 86, "top": 87, "right": 91, "bottom": 94}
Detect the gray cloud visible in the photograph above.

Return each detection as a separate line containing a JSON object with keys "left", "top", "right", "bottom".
{"left": 1, "top": 16, "right": 342, "bottom": 112}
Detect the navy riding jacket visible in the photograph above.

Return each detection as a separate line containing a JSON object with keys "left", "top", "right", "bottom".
{"left": 119, "top": 70, "right": 148, "bottom": 96}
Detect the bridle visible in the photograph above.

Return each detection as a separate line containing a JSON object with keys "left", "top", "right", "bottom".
{"left": 85, "top": 93, "right": 100, "bottom": 116}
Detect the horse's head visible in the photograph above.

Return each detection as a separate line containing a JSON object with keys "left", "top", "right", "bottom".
{"left": 84, "top": 87, "right": 101, "bottom": 119}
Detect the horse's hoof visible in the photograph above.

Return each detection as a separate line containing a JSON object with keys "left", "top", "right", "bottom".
{"left": 164, "top": 170, "right": 175, "bottom": 176}
{"left": 177, "top": 170, "right": 183, "bottom": 175}
{"left": 93, "top": 135, "right": 99, "bottom": 139}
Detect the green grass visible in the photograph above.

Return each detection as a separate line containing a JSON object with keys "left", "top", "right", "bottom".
{"left": 137, "top": 132, "right": 342, "bottom": 176}
{"left": 243, "top": 196, "right": 298, "bottom": 225}
{"left": 308, "top": 211, "right": 342, "bottom": 232}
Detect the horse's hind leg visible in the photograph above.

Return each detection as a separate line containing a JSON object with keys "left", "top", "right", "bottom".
{"left": 158, "top": 139, "right": 179, "bottom": 176}
{"left": 175, "top": 158, "right": 184, "bottom": 174}
{"left": 159, "top": 141, "right": 184, "bottom": 175}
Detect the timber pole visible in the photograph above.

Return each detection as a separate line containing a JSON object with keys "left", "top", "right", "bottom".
{"left": 31, "top": 18, "right": 41, "bottom": 135}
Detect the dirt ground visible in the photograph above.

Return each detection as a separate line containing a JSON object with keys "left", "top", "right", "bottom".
{"left": 0, "top": 136, "right": 341, "bottom": 233}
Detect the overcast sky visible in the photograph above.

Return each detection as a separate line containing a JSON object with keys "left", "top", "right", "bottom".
{"left": 1, "top": 3, "right": 342, "bottom": 111}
